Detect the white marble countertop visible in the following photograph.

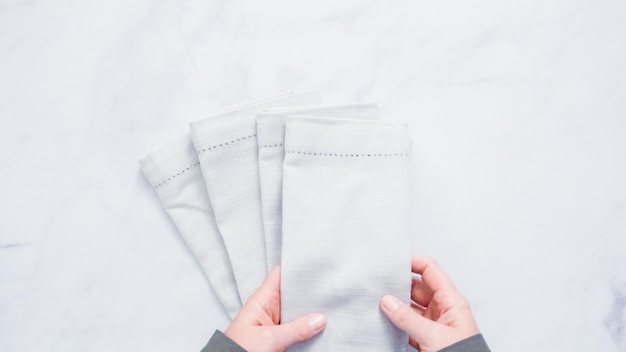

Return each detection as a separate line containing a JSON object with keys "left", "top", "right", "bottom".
{"left": 1, "top": 0, "right": 625, "bottom": 351}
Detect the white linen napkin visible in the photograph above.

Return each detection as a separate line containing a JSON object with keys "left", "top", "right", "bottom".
{"left": 189, "top": 92, "right": 321, "bottom": 302}
{"left": 140, "top": 134, "right": 241, "bottom": 318}
{"left": 256, "top": 104, "right": 379, "bottom": 269}
{"left": 280, "top": 117, "right": 412, "bottom": 352}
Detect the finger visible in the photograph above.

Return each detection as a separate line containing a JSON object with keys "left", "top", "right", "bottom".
{"left": 247, "top": 266, "right": 281, "bottom": 323}
{"left": 380, "top": 295, "right": 436, "bottom": 344}
{"left": 410, "top": 302, "right": 426, "bottom": 318}
{"left": 272, "top": 313, "right": 326, "bottom": 349}
{"left": 408, "top": 336, "right": 420, "bottom": 351}
{"left": 411, "top": 277, "right": 433, "bottom": 307}
{"left": 249, "top": 266, "right": 281, "bottom": 299}
{"left": 411, "top": 256, "right": 459, "bottom": 294}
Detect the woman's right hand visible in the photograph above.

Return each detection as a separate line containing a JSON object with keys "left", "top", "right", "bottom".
{"left": 380, "top": 256, "right": 481, "bottom": 352}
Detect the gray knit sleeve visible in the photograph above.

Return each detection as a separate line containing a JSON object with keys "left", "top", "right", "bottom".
{"left": 200, "top": 330, "right": 247, "bottom": 352}
{"left": 438, "top": 334, "right": 490, "bottom": 352}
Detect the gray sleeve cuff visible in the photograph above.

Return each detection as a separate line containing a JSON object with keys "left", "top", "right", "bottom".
{"left": 439, "top": 334, "right": 490, "bottom": 352}
{"left": 200, "top": 330, "right": 247, "bottom": 352}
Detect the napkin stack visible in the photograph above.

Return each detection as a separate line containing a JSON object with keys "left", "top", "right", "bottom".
{"left": 141, "top": 91, "right": 412, "bottom": 351}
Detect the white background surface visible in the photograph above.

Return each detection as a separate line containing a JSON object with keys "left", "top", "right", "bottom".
{"left": 1, "top": 0, "right": 625, "bottom": 351}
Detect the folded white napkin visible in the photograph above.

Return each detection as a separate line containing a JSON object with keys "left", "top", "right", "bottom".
{"left": 280, "top": 117, "right": 412, "bottom": 352}
{"left": 140, "top": 135, "right": 241, "bottom": 318}
{"left": 256, "top": 104, "right": 379, "bottom": 269}
{"left": 189, "top": 92, "right": 321, "bottom": 302}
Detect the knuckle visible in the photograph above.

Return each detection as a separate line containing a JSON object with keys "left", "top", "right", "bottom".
{"left": 394, "top": 306, "right": 414, "bottom": 326}
{"left": 290, "top": 323, "right": 308, "bottom": 343}
{"left": 424, "top": 256, "right": 438, "bottom": 266}
{"left": 260, "top": 329, "right": 277, "bottom": 346}
{"left": 459, "top": 298, "right": 472, "bottom": 310}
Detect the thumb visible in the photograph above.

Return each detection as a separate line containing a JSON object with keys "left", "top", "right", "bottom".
{"left": 271, "top": 313, "right": 326, "bottom": 349}
{"left": 380, "top": 295, "right": 437, "bottom": 344}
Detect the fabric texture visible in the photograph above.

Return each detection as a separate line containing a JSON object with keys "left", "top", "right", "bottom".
{"left": 199, "top": 331, "right": 490, "bottom": 352}
{"left": 256, "top": 103, "right": 379, "bottom": 269}
{"left": 439, "top": 334, "right": 491, "bottom": 352}
{"left": 189, "top": 92, "right": 321, "bottom": 303}
{"left": 140, "top": 135, "right": 241, "bottom": 318}
{"left": 280, "top": 117, "right": 412, "bottom": 351}
{"left": 200, "top": 330, "right": 246, "bottom": 352}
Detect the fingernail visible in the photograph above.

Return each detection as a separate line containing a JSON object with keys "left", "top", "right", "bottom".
{"left": 308, "top": 314, "right": 326, "bottom": 331}
{"left": 381, "top": 295, "right": 400, "bottom": 313}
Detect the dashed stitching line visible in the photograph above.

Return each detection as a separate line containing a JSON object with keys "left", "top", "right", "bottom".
{"left": 154, "top": 161, "right": 201, "bottom": 188}
{"left": 156, "top": 134, "right": 258, "bottom": 188}
{"left": 197, "top": 134, "right": 257, "bottom": 155}
{"left": 285, "top": 151, "right": 408, "bottom": 157}
{"left": 259, "top": 143, "right": 283, "bottom": 149}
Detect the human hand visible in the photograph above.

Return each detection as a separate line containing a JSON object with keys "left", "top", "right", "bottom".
{"left": 225, "top": 267, "right": 326, "bottom": 352}
{"left": 380, "top": 256, "right": 480, "bottom": 352}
